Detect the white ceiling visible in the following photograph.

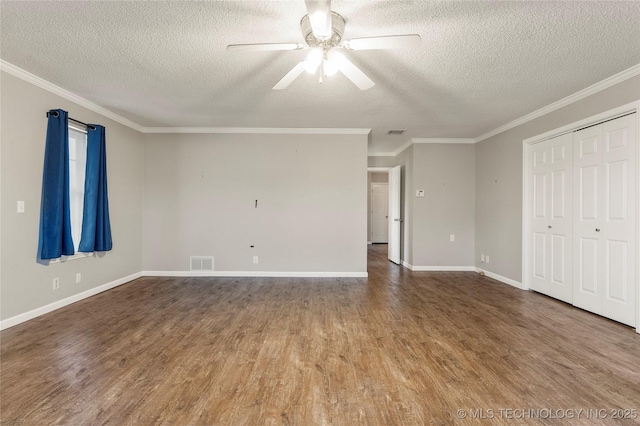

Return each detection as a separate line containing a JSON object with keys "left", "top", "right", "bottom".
{"left": 1, "top": 1, "right": 639, "bottom": 154}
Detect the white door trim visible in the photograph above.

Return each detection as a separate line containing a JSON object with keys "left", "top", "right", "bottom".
{"left": 522, "top": 101, "right": 640, "bottom": 333}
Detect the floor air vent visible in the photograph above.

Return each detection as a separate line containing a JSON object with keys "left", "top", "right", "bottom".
{"left": 190, "top": 256, "right": 214, "bottom": 271}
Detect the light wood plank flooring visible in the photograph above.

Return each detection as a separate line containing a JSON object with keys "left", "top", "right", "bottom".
{"left": 2, "top": 244, "right": 640, "bottom": 425}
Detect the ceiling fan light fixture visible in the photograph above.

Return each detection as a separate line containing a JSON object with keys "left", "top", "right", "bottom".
{"left": 230, "top": 2, "right": 417, "bottom": 91}
{"left": 301, "top": 12, "right": 345, "bottom": 48}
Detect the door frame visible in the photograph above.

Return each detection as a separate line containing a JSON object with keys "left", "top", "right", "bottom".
{"left": 522, "top": 101, "right": 640, "bottom": 333}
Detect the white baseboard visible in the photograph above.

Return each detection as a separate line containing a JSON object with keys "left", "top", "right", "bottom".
{"left": 141, "top": 271, "right": 368, "bottom": 278}
{"left": 402, "top": 262, "right": 475, "bottom": 272}
{"left": 367, "top": 241, "right": 373, "bottom": 245}
{"left": 476, "top": 268, "right": 525, "bottom": 290}
{"left": 410, "top": 265, "right": 477, "bottom": 272}
{"left": 0, "top": 272, "right": 142, "bottom": 330}
{"left": 400, "top": 263, "right": 524, "bottom": 291}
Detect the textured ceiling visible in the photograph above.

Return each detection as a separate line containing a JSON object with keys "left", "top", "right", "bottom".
{"left": 1, "top": 1, "right": 639, "bottom": 154}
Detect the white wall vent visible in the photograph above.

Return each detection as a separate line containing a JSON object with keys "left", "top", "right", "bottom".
{"left": 190, "top": 256, "right": 214, "bottom": 271}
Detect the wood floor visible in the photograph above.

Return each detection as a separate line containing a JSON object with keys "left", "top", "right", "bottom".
{"left": 2, "top": 245, "right": 640, "bottom": 425}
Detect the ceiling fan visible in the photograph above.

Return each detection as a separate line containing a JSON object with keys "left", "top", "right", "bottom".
{"left": 227, "top": 0, "right": 420, "bottom": 90}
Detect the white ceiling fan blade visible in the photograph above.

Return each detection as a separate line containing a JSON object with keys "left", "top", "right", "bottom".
{"left": 341, "top": 34, "right": 421, "bottom": 50}
{"left": 331, "top": 52, "right": 374, "bottom": 91}
{"left": 273, "top": 62, "right": 307, "bottom": 90}
{"left": 305, "top": 0, "right": 332, "bottom": 39}
{"left": 227, "top": 43, "right": 304, "bottom": 52}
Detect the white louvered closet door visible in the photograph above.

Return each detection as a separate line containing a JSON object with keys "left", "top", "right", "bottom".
{"left": 573, "top": 114, "right": 637, "bottom": 326}
{"left": 530, "top": 133, "right": 573, "bottom": 303}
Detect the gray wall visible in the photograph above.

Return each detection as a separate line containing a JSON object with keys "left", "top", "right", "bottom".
{"left": 475, "top": 75, "right": 640, "bottom": 282}
{"left": 411, "top": 144, "right": 475, "bottom": 267}
{"left": 143, "top": 133, "right": 368, "bottom": 273}
{"left": 368, "top": 156, "right": 396, "bottom": 167}
{"left": 0, "top": 71, "right": 144, "bottom": 320}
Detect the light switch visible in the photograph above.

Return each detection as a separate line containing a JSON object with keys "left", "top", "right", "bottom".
{"left": 415, "top": 190, "right": 425, "bottom": 197}
{"left": 17, "top": 201, "right": 25, "bottom": 213}
{"left": 450, "top": 234, "right": 455, "bottom": 242}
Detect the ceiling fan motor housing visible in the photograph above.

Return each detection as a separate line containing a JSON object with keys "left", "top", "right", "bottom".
{"left": 301, "top": 11, "right": 345, "bottom": 49}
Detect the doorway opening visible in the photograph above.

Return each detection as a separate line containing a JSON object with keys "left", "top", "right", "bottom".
{"left": 367, "top": 166, "right": 402, "bottom": 268}
{"left": 369, "top": 176, "right": 389, "bottom": 244}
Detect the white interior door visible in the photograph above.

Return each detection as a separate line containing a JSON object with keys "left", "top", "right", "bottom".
{"left": 388, "top": 166, "right": 401, "bottom": 264}
{"left": 530, "top": 133, "right": 573, "bottom": 303}
{"left": 371, "top": 183, "right": 389, "bottom": 243}
{"left": 573, "top": 114, "right": 637, "bottom": 326}
{"left": 573, "top": 124, "right": 604, "bottom": 314}
{"left": 600, "top": 115, "right": 636, "bottom": 326}
{"left": 530, "top": 140, "right": 551, "bottom": 293}
{"left": 549, "top": 134, "right": 574, "bottom": 303}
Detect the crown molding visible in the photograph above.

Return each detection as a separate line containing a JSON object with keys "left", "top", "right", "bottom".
{"left": 474, "top": 63, "right": 640, "bottom": 143}
{"left": 1, "top": 60, "right": 370, "bottom": 137}
{"left": 142, "top": 127, "right": 371, "bottom": 135}
{"left": 412, "top": 138, "right": 475, "bottom": 144}
{"left": 0, "top": 60, "right": 145, "bottom": 132}
{"left": 522, "top": 101, "right": 639, "bottom": 145}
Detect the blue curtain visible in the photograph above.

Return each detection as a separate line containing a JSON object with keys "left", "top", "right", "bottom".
{"left": 38, "top": 109, "right": 75, "bottom": 259}
{"left": 79, "top": 125, "right": 113, "bottom": 252}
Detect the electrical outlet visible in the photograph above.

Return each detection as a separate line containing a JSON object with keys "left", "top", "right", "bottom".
{"left": 76, "top": 273, "right": 82, "bottom": 283}
{"left": 52, "top": 277, "right": 60, "bottom": 290}
{"left": 486, "top": 255, "right": 490, "bottom": 264}
{"left": 481, "top": 254, "right": 485, "bottom": 263}
{"left": 253, "top": 256, "right": 259, "bottom": 264}
{"left": 450, "top": 234, "right": 455, "bottom": 242}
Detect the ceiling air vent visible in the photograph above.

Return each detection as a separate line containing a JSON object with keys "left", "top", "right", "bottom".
{"left": 190, "top": 256, "right": 214, "bottom": 271}
{"left": 387, "top": 129, "right": 406, "bottom": 135}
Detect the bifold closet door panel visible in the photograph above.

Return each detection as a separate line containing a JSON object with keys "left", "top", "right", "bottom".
{"left": 600, "top": 114, "right": 636, "bottom": 326}
{"left": 573, "top": 113, "right": 637, "bottom": 327}
{"left": 530, "top": 132, "right": 573, "bottom": 303}
{"left": 530, "top": 140, "right": 551, "bottom": 295}
{"left": 573, "top": 124, "right": 604, "bottom": 315}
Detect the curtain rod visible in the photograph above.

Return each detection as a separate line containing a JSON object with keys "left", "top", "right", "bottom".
{"left": 46, "top": 111, "right": 96, "bottom": 130}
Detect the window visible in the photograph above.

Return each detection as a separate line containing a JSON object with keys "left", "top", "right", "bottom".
{"left": 68, "top": 126, "right": 87, "bottom": 253}
{"left": 39, "top": 109, "right": 111, "bottom": 261}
